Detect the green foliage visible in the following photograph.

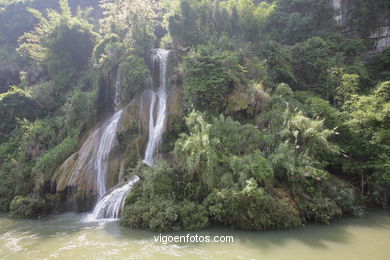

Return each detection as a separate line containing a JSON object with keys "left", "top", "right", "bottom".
{"left": 222, "top": 82, "right": 271, "bottom": 117}
{"left": 18, "top": 0, "right": 96, "bottom": 89}
{"left": 161, "top": 115, "right": 187, "bottom": 153}
{"left": 176, "top": 200, "right": 209, "bottom": 230}
{"left": 266, "top": 0, "right": 335, "bottom": 44}
{"left": 33, "top": 135, "right": 78, "bottom": 192}
{"left": 0, "top": 0, "right": 389, "bottom": 229}
{"left": 338, "top": 81, "right": 390, "bottom": 207}
{"left": 121, "top": 162, "right": 210, "bottom": 231}
{"left": 9, "top": 195, "right": 49, "bottom": 218}
{"left": 282, "top": 113, "right": 339, "bottom": 158}
{"left": 256, "top": 41, "right": 297, "bottom": 86}
{"left": 62, "top": 86, "right": 96, "bottom": 129}
{"left": 335, "top": 74, "right": 360, "bottom": 109}
{"left": 119, "top": 52, "right": 149, "bottom": 101}
{"left": 122, "top": 198, "right": 209, "bottom": 231}
{"left": 0, "top": 86, "right": 42, "bottom": 142}
{"left": 292, "top": 176, "right": 363, "bottom": 224}
{"left": 167, "top": 0, "right": 205, "bottom": 47}
{"left": 297, "top": 193, "right": 342, "bottom": 224}
{"left": 327, "top": 177, "right": 364, "bottom": 217}
{"left": 346, "top": 0, "right": 390, "bottom": 37}
{"left": 368, "top": 48, "right": 390, "bottom": 82}
{"left": 291, "top": 37, "right": 337, "bottom": 96}
{"left": 99, "top": 0, "right": 158, "bottom": 55}
{"left": 205, "top": 179, "right": 301, "bottom": 230}
{"left": 141, "top": 162, "right": 175, "bottom": 200}
{"left": 228, "top": 151, "right": 273, "bottom": 185}
{"left": 174, "top": 111, "right": 267, "bottom": 189}
{"left": 223, "top": 0, "right": 276, "bottom": 42}
{"left": 181, "top": 46, "right": 235, "bottom": 113}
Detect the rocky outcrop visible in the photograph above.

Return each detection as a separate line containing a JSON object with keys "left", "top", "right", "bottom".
{"left": 370, "top": 25, "right": 390, "bottom": 53}
{"left": 330, "top": 0, "right": 390, "bottom": 53}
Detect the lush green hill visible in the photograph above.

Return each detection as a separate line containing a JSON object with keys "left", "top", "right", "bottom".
{"left": 0, "top": 0, "right": 389, "bottom": 231}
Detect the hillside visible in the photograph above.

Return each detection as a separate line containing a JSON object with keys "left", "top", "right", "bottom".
{"left": 0, "top": 0, "right": 389, "bottom": 231}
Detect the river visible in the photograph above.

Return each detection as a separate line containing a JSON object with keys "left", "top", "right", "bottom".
{"left": 0, "top": 210, "right": 389, "bottom": 259}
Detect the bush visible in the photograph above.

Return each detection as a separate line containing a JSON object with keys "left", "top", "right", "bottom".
{"left": 119, "top": 52, "right": 149, "bottom": 102}
{"left": 174, "top": 112, "right": 267, "bottom": 189}
{"left": 33, "top": 135, "right": 78, "bottom": 192}
{"left": 296, "top": 194, "right": 342, "bottom": 224}
{"left": 205, "top": 179, "right": 301, "bottom": 230}
{"left": 326, "top": 177, "right": 364, "bottom": 216}
{"left": 141, "top": 162, "right": 175, "bottom": 199}
{"left": 9, "top": 195, "right": 49, "bottom": 218}
{"left": 0, "top": 86, "right": 43, "bottom": 142}
{"left": 176, "top": 200, "right": 209, "bottom": 230}
{"left": 181, "top": 46, "right": 236, "bottom": 113}
{"left": 121, "top": 198, "right": 209, "bottom": 232}
{"left": 122, "top": 198, "right": 180, "bottom": 231}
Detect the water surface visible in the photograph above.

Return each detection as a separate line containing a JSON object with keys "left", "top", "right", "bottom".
{"left": 1, "top": 211, "right": 390, "bottom": 259}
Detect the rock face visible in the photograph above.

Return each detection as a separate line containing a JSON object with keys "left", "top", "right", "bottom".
{"left": 330, "top": 0, "right": 390, "bottom": 53}
{"left": 370, "top": 25, "right": 390, "bottom": 53}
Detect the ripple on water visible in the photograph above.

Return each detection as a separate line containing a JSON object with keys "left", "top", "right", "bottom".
{"left": 1, "top": 211, "right": 390, "bottom": 260}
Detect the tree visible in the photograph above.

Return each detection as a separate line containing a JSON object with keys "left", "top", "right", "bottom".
{"left": 99, "top": 0, "right": 159, "bottom": 55}
{"left": 18, "top": 0, "right": 96, "bottom": 84}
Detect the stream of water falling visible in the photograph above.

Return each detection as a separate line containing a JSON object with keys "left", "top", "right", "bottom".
{"left": 94, "top": 110, "right": 123, "bottom": 198}
{"left": 89, "top": 49, "right": 170, "bottom": 220}
{"left": 88, "top": 176, "right": 139, "bottom": 220}
{"left": 59, "top": 70, "right": 123, "bottom": 205}
{"left": 143, "top": 49, "right": 170, "bottom": 166}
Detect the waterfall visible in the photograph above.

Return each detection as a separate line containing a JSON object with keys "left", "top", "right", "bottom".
{"left": 56, "top": 69, "right": 123, "bottom": 205}
{"left": 87, "top": 49, "right": 171, "bottom": 221}
{"left": 143, "top": 49, "right": 170, "bottom": 166}
{"left": 62, "top": 109, "right": 122, "bottom": 199}
{"left": 88, "top": 175, "right": 140, "bottom": 221}
{"left": 94, "top": 110, "right": 123, "bottom": 198}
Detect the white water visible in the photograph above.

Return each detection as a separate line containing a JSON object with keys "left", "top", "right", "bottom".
{"left": 89, "top": 49, "right": 170, "bottom": 220}
{"left": 63, "top": 109, "right": 123, "bottom": 200}
{"left": 113, "top": 67, "right": 122, "bottom": 110}
{"left": 143, "top": 49, "right": 170, "bottom": 166}
{"left": 88, "top": 175, "right": 140, "bottom": 221}
{"left": 60, "top": 69, "right": 123, "bottom": 202}
{"left": 94, "top": 110, "right": 123, "bottom": 198}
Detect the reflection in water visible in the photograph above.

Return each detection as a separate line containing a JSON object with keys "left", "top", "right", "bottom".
{"left": 0, "top": 211, "right": 390, "bottom": 259}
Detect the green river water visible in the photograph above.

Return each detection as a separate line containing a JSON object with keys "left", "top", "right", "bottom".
{"left": 1, "top": 210, "right": 389, "bottom": 260}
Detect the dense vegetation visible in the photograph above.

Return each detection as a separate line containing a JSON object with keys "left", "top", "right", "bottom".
{"left": 0, "top": 0, "right": 389, "bottom": 231}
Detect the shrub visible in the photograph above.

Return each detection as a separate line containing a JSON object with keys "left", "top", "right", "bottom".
{"left": 181, "top": 46, "right": 235, "bottom": 113}
{"left": 9, "top": 195, "right": 49, "bottom": 218}
{"left": 176, "top": 200, "right": 209, "bottom": 230}
{"left": 326, "top": 177, "right": 364, "bottom": 216}
{"left": 141, "top": 161, "right": 175, "bottom": 199}
{"left": 205, "top": 179, "right": 301, "bottom": 230}
{"left": 296, "top": 194, "right": 342, "bottom": 224}
{"left": 121, "top": 198, "right": 209, "bottom": 232}
{"left": 33, "top": 135, "right": 78, "bottom": 192}
{"left": 174, "top": 111, "right": 267, "bottom": 189}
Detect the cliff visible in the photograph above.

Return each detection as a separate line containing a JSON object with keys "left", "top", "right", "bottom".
{"left": 330, "top": 0, "right": 390, "bottom": 52}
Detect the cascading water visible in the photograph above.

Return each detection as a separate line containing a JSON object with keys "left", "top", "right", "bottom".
{"left": 88, "top": 49, "right": 171, "bottom": 221}
{"left": 143, "top": 49, "right": 170, "bottom": 166}
{"left": 88, "top": 175, "right": 140, "bottom": 220}
{"left": 56, "top": 69, "right": 123, "bottom": 206}
{"left": 94, "top": 110, "right": 123, "bottom": 198}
